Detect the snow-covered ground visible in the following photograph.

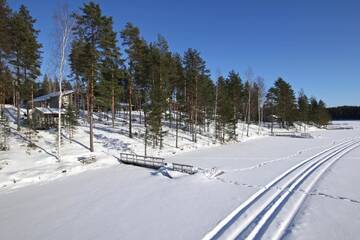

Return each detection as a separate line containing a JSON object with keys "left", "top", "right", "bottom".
{"left": 0, "top": 105, "right": 359, "bottom": 240}
{"left": 0, "top": 104, "right": 270, "bottom": 190}
{"left": 287, "top": 144, "right": 360, "bottom": 240}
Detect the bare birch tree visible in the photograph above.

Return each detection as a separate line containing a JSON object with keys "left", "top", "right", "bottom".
{"left": 53, "top": 4, "right": 74, "bottom": 162}
{"left": 255, "top": 76, "right": 265, "bottom": 134}
{"left": 245, "top": 67, "right": 254, "bottom": 137}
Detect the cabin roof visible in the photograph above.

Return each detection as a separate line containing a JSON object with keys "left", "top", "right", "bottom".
{"left": 34, "top": 107, "right": 66, "bottom": 115}
{"left": 34, "top": 90, "right": 75, "bottom": 103}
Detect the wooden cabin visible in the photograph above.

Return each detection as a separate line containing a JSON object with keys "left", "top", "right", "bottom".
{"left": 31, "top": 107, "right": 65, "bottom": 129}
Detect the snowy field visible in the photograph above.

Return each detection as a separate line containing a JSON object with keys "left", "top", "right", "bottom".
{"left": 0, "top": 105, "right": 359, "bottom": 239}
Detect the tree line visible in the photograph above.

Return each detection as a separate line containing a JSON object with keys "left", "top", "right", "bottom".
{"left": 0, "top": 1, "right": 331, "bottom": 153}
{"left": 327, "top": 106, "right": 360, "bottom": 120}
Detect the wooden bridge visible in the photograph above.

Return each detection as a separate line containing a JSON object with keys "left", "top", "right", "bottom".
{"left": 119, "top": 153, "right": 198, "bottom": 175}
{"left": 271, "top": 131, "right": 312, "bottom": 138}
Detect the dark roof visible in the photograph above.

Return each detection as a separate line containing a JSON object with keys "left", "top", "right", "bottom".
{"left": 34, "top": 90, "right": 75, "bottom": 103}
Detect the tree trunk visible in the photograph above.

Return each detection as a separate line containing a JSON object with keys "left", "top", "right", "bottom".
{"left": 31, "top": 84, "right": 34, "bottom": 110}
{"left": 16, "top": 65, "right": 20, "bottom": 131}
{"left": 258, "top": 97, "right": 261, "bottom": 135}
{"left": 13, "top": 83, "right": 16, "bottom": 107}
{"left": 86, "top": 92, "right": 90, "bottom": 123}
{"left": 89, "top": 64, "right": 94, "bottom": 152}
{"left": 175, "top": 108, "right": 179, "bottom": 148}
{"left": 138, "top": 96, "right": 142, "bottom": 125}
{"left": 194, "top": 77, "right": 198, "bottom": 143}
{"left": 246, "top": 84, "right": 251, "bottom": 137}
{"left": 111, "top": 87, "right": 115, "bottom": 128}
{"left": 214, "top": 85, "right": 218, "bottom": 141}
{"left": 144, "top": 110, "right": 147, "bottom": 156}
{"left": 128, "top": 79, "right": 133, "bottom": 138}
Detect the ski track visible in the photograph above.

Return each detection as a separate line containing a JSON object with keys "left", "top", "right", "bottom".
{"left": 202, "top": 137, "right": 360, "bottom": 240}
{"left": 224, "top": 140, "right": 342, "bottom": 174}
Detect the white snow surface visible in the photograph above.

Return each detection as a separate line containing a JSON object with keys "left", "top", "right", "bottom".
{"left": 0, "top": 104, "right": 359, "bottom": 240}
{"left": 0, "top": 104, "right": 269, "bottom": 190}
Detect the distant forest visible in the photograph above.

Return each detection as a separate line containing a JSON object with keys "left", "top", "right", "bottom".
{"left": 327, "top": 106, "right": 360, "bottom": 120}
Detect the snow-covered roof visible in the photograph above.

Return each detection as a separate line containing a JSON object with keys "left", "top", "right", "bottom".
{"left": 34, "top": 90, "right": 75, "bottom": 103}
{"left": 34, "top": 107, "right": 66, "bottom": 115}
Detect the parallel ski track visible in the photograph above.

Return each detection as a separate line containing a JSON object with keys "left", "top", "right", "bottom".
{"left": 203, "top": 137, "right": 360, "bottom": 240}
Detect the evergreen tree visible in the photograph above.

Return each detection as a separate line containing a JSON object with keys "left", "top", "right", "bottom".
{"left": 197, "top": 74, "right": 215, "bottom": 134}
{"left": 216, "top": 76, "right": 231, "bottom": 142}
{"left": 309, "top": 97, "right": 319, "bottom": 124}
{"left": 266, "top": 78, "right": 297, "bottom": 128}
{"left": 226, "top": 70, "right": 242, "bottom": 140}
{"left": 65, "top": 103, "right": 77, "bottom": 142}
{"left": 183, "top": 48, "right": 208, "bottom": 142}
{"left": 0, "top": 110, "right": 10, "bottom": 151}
{"left": 71, "top": 1, "right": 110, "bottom": 152}
{"left": 69, "top": 37, "right": 87, "bottom": 114}
{"left": 308, "top": 97, "right": 330, "bottom": 126}
{"left": 62, "top": 79, "right": 73, "bottom": 91}
{"left": 0, "top": 0, "right": 12, "bottom": 109}
{"left": 9, "top": 5, "right": 42, "bottom": 130}
{"left": 168, "top": 53, "right": 185, "bottom": 148}
{"left": 317, "top": 100, "right": 331, "bottom": 125}
{"left": 121, "top": 22, "right": 148, "bottom": 138}
{"left": 43, "top": 74, "right": 52, "bottom": 94}
{"left": 297, "top": 89, "right": 309, "bottom": 124}
{"left": 141, "top": 35, "right": 175, "bottom": 149}
{"left": 98, "top": 15, "right": 123, "bottom": 128}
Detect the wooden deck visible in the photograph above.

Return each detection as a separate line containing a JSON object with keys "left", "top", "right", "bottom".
{"left": 119, "top": 153, "right": 198, "bottom": 175}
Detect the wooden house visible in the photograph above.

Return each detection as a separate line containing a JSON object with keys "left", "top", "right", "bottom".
{"left": 31, "top": 107, "right": 66, "bottom": 129}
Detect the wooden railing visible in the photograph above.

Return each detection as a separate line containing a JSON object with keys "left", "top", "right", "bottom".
{"left": 271, "top": 131, "right": 312, "bottom": 138}
{"left": 119, "top": 153, "right": 198, "bottom": 175}
{"left": 172, "top": 163, "right": 197, "bottom": 175}
{"left": 119, "top": 153, "right": 165, "bottom": 169}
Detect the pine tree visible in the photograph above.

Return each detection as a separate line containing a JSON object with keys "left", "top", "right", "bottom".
{"left": 267, "top": 78, "right": 297, "bottom": 128}
{"left": 0, "top": 0, "right": 12, "bottom": 110}
{"left": 71, "top": 1, "right": 110, "bottom": 152}
{"left": 183, "top": 48, "right": 208, "bottom": 142}
{"left": 169, "top": 53, "right": 185, "bottom": 148}
{"left": 69, "top": 38, "right": 87, "bottom": 114}
{"left": 226, "top": 70, "right": 242, "bottom": 140}
{"left": 9, "top": 5, "right": 41, "bottom": 130}
{"left": 121, "top": 22, "right": 148, "bottom": 139}
{"left": 309, "top": 97, "right": 319, "bottom": 124}
{"left": 62, "top": 79, "right": 73, "bottom": 91}
{"left": 308, "top": 97, "right": 330, "bottom": 126}
{"left": 0, "top": 109, "right": 10, "bottom": 151}
{"left": 216, "top": 76, "right": 230, "bottom": 142}
{"left": 65, "top": 103, "right": 77, "bottom": 142}
{"left": 198, "top": 74, "right": 215, "bottom": 134}
{"left": 317, "top": 100, "right": 330, "bottom": 125}
{"left": 145, "top": 37, "right": 170, "bottom": 149}
{"left": 98, "top": 15, "right": 123, "bottom": 128}
{"left": 40, "top": 74, "right": 52, "bottom": 95}
{"left": 297, "top": 89, "right": 309, "bottom": 127}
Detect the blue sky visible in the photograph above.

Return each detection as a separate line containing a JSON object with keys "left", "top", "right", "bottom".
{"left": 9, "top": 0, "right": 360, "bottom": 107}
